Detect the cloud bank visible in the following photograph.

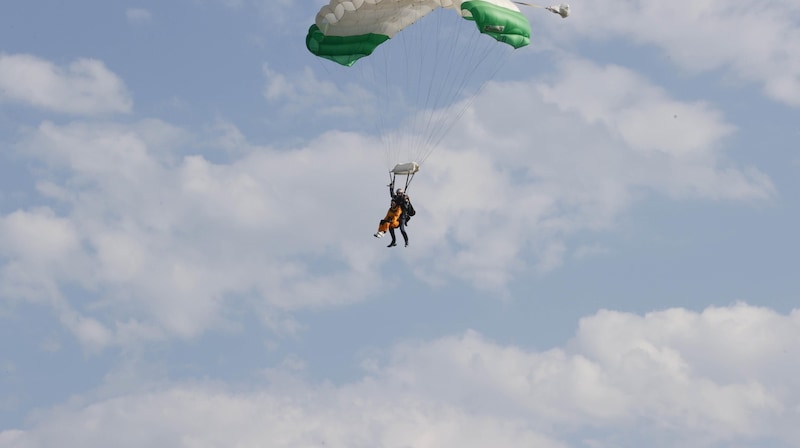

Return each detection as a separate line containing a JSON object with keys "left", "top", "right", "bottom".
{"left": 0, "top": 52, "right": 776, "bottom": 349}
{"left": 559, "top": 0, "right": 800, "bottom": 106}
{"left": 2, "top": 304, "right": 798, "bottom": 448}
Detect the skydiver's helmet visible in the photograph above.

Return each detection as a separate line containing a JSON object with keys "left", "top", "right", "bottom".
{"left": 396, "top": 188, "right": 404, "bottom": 195}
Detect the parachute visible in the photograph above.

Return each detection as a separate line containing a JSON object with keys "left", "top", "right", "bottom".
{"left": 307, "top": 1, "right": 532, "bottom": 67}
{"left": 305, "top": 1, "right": 564, "bottom": 191}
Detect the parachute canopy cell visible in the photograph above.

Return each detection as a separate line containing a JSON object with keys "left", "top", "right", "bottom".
{"left": 306, "top": 0, "right": 532, "bottom": 67}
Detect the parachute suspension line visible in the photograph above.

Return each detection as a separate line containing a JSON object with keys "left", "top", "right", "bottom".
{"left": 415, "top": 8, "right": 471, "bottom": 164}
{"left": 428, "top": 11, "right": 492, "bottom": 158}
{"left": 410, "top": 3, "right": 452, "bottom": 170}
{"left": 311, "top": 55, "right": 401, "bottom": 175}
{"left": 382, "top": 5, "right": 430, "bottom": 171}
{"left": 414, "top": 3, "right": 440, "bottom": 167}
{"left": 306, "top": 0, "right": 535, "bottom": 180}
{"left": 414, "top": 24, "right": 515, "bottom": 166}
{"left": 311, "top": 54, "right": 392, "bottom": 175}
{"left": 402, "top": 5, "right": 422, "bottom": 170}
{"left": 402, "top": 8, "right": 512, "bottom": 169}
{"left": 335, "top": 5, "right": 519, "bottom": 174}
{"left": 354, "top": 53, "right": 390, "bottom": 173}
{"left": 378, "top": 46, "right": 397, "bottom": 172}
{"left": 377, "top": 41, "right": 396, "bottom": 172}
{"left": 408, "top": 7, "right": 448, "bottom": 167}
{"left": 404, "top": 171, "right": 415, "bottom": 192}
{"left": 417, "top": 50, "right": 511, "bottom": 167}
{"left": 359, "top": 35, "right": 401, "bottom": 174}
{"left": 381, "top": 6, "right": 426, "bottom": 173}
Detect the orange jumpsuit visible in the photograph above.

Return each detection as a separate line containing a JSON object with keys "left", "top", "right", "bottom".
{"left": 377, "top": 204, "right": 403, "bottom": 233}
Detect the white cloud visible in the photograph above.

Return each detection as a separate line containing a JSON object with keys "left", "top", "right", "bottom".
{"left": 560, "top": 0, "right": 800, "bottom": 106}
{"left": 0, "top": 385, "right": 566, "bottom": 448}
{"left": 400, "top": 58, "right": 774, "bottom": 287}
{"left": 125, "top": 8, "right": 152, "bottom": 24}
{"left": 538, "top": 59, "right": 734, "bottom": 159}
{"left": 3, "top": 303, "right": 798, "bottom": 447}
{"left": 531, "top": 58, "right": 776, "bottom": 201}
{"left": 0, "top": 207, "right": 86, "bottom": 311}
{"left": 4, "top": 120, "right": 389, "bottom": 347}
{"left": 263, "top": 63, "right": 374, "bottom": 118}
{"left": 60, "top": 312, "right": 114, "bottom": 352}
{"left": 0, "top": 208, "right": 80, "bottom": 265}
{"left": 0, "top": 54, "right": 133, "bottom": 115}
{"left": 1, "top": 55, "right": 779, "bottom": 347}
{"left": 0, "top": 208, "right": 116, "bottom": 350}
{"left": 367, "top": 305, "right": 800, "bottom": 445}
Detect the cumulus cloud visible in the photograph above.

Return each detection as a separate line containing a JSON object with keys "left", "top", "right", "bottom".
{"left": 260, "top": 55, "right": 775, "bottom": 286}
{"left": 263, "top": 63, "right": 374, "bottom": 118}
{"left": 0, "top": 208, "right": 80, "bottom": 265}
{"left": 371, "top": 304, "right": 800, "bottom": 446}
{"left": 400, "top": 58, "right": 774, "bottom": 287}
{"left": 125, "top": 8, "right": 152, "bottom": 24}
{"left": 0, "top": 208, "right": 84, "bottom": 309}
{"left": 0, "top": 54, "right": 132, "bottom": 115}
{"left": 533, "top": 58, "right": 776, "bottom": 200}
{"left": 2, "top": 303, "right": 798, "bottom": 447}
{"left": 3, "top": 120, "right": 388, "bottom": 347}
{"left": 1, "top": 54, "right": 779, "bottom": 347}
{"left": 538, "top": 59, "right": 733, "bottom": 158}
{"left": 559, "top": 0, "right": 800, "bottom": 106}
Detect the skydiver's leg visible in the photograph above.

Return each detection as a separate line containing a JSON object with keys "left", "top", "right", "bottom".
{"left": 378, "top": 220, "right": 388, "bottom": 232}
{"left": 398, "top": 219, "right": 408, "bottom": 246}
{"left": 387, "top": 227, "right": 397, "bottom": 247}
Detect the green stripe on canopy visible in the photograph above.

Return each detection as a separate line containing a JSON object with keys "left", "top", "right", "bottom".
{"left": 306, "top": 25, "right": 390, "bottom": 67}
{"left": 461, "top": 1, "right": 531, "bottom": 49}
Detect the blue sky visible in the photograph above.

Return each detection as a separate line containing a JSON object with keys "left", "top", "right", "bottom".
{"left": 1, "top": 1, "right": 800, "bottom": 447}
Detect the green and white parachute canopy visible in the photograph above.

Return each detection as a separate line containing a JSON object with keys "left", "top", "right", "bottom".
{"left": 305, "top": 1, "right": 568, "bottom": 190}
{"left": 307, "top": 0, "right": 533, "bottom": 67}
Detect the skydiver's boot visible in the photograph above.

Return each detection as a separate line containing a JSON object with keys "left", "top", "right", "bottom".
{"left": 374, "top": 231, "right": 385, "bottom": 238}
{"left": 387, "top": 241, "right": 397, "bottom": 247}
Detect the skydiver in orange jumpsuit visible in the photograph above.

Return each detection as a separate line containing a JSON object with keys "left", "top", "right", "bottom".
{"left": 374, "top": 199, "right": 407, "bottom": 247}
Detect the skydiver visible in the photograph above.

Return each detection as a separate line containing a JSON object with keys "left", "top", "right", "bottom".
{"left": 374, "top": 199, "right": 407, "bottom": 247}
{"left": 390, "top": 183, "right": 414, "bottom": 244}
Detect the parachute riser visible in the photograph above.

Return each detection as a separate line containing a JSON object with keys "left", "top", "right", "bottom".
{"left": 389, "top": 161, "right": 420, "bottom": 194}
{"left": 389, "top": 172, "right": 415, "bottom": 194}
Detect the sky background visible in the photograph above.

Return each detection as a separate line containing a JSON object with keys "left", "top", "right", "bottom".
{"left": 1, "top": 1, "right": 799, "bottom": 447}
